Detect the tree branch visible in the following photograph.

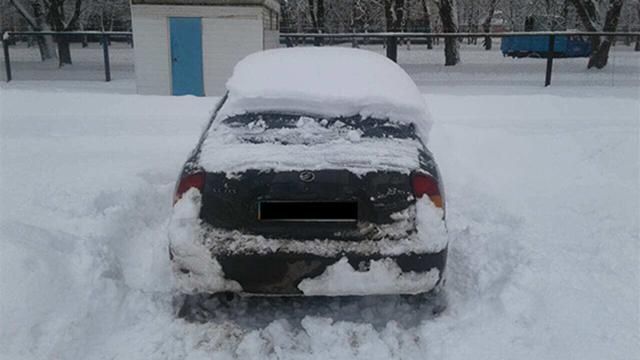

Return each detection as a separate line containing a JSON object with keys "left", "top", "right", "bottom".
{"left": 64, "top": 0, "right": 83, "bottom": 30}
{"left": 9, "top": 0, "right": 39, "bottom": 29}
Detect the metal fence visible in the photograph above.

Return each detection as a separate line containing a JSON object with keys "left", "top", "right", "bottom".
{"left": 2, "top": 30, "right": 639, "bottom": 86}
{"left": 2, "top": 31, "right": 133, "bottom": 82}
{"left": 281, "top": 31, "right": 640, "bottom": 86}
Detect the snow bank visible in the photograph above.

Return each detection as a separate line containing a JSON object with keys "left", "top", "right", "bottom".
{"left": 218, "top": 47, "right": 431, "bottom": 136}
{"left": 298, "top": 257, "right": 440, "bottom": 296}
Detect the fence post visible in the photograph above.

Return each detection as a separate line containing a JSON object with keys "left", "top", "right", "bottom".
{"left": 102, "top": 34, "right": 111, "bottom": 82}
{"left": 2, "top": 33, "right": 11, "bottom": 82}
{"left": 545, "top": 34, "right": 555, "bottom": 87}
{"left": 386, "top": 36, "right": 398, "bottom": 62}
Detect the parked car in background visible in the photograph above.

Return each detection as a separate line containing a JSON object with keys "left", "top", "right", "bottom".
{"left": 169, "top": 47, "right": 448, "bottom": 297}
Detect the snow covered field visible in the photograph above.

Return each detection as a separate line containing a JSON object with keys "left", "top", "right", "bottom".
{"left": 1, "top": 63, "right": 639, "bottom": 358}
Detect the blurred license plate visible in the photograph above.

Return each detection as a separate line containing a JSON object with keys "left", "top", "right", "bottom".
{"left": 258, "top": 201, "right": 357, "bottom": 222}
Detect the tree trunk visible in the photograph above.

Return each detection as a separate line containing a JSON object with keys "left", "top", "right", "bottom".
{"left": 35, "top": 30, "right": 56, "bottom": 61}
{"left": 562, "top": 0, "right": 570, "bottom": 25}
{"left": 80, "top": 23, "right": 88, "bottom": 48}
{"left": 308, "top": 0, "right": 325, "bottom": 45}
{"left": 569, "top": 0, "right": 623, "bottom": 69}
{"left": 482, "top": 0, "right": 499, "bottom": 50}
{"left": 384, "top": 0, "right": 405, "bottom": 31}
{"left": 467, "top": 1, "right": 476, "bottom": 45}
{"left": 436, "top": 0, "right": 459, "bottom": 66}
{"left": 35, "top": 36, "right": 55, "bottom": 61}
{"left": 587, "top": 0, "right": 623, "bottom": 69}
{"left": 57, "top": 37, "right": 72, "bottom": 66}
{"left": 636, "top": 1, "right": 640, "bottom": 51}
{"left": 568, "top": 0, "right": 600, "bottom": 49}
{"left": 9, "top": 0, "right": 56, "bottom": 60}
{"left": 49, "top": 0, "right": 83, "bottom": 65}
{"left": 420, "top": 0, "right": 433, "bottom": 49}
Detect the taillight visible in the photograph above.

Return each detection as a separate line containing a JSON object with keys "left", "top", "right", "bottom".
{"left": 411, "top": 172, "right": 443, "bottom": 208}
{"left": 173, "top": 172, "right": 205, "bottom": 205}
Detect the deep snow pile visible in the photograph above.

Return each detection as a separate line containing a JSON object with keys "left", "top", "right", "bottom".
{"left": 220, "top": 47, "right": 430, "bottom": 131}
{"left": 1, "top": 85, "right": 638, "bottom": 359}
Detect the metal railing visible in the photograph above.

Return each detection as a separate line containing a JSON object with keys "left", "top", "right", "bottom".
{"left": 2, "top": 31, "right": 133, "bottom": 82}
{"left": 2, "top": 30, "right": 639, "bottom": 86}
{"left": 281, "top": 31, "right": 640, "bottom": 86}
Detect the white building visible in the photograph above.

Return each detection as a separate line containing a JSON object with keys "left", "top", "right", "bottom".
{"left": 130, "top": 0, "right": 280, "bottom": 96}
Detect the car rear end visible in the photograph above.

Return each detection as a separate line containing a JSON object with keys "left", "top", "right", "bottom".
{"left": 169, "top": 112, "right": 448, "bottom": 296}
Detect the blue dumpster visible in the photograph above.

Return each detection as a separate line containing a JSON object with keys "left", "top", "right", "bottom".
{"left": 501, "top": 15, "right": 592, "bottom": 58}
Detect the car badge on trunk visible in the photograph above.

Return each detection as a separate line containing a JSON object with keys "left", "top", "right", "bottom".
{"left": 299, "top": 171, "right": 315, "bottom": 183}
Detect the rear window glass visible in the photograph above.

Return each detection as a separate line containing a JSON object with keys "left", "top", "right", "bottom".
{"left": 218, "top": 113, "right": 417, "bottom": 145}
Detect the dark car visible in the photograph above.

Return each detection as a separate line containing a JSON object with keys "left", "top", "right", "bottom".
{"left": 168, "top": 47, "right": 448, "bottom": 297}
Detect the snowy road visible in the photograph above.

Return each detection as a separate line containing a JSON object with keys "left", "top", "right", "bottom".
{"left": 1, "top": 85, "right": 638, "bottom": 359}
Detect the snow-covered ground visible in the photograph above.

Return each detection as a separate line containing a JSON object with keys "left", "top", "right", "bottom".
{"left": 1, "top": 52, "right": 639, "bottom": 358}
{"left": 0, "top": 42, "right": 135, "bottom": 82}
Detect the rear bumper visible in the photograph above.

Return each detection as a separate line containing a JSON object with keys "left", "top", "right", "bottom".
{"left": 169, "top": 190, "right": 448, "bottom": 296}
{"left": 171, "top": 247, "right": 447, "bottom": 296}
{"left": 218, "top": 250, "right": 446, "bottom": 295}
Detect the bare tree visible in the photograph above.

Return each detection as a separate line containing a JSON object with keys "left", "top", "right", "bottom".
{"left": 308, "top": 0, "right": 325, "bottom": 32}
{"left": 8, "top": 0, "right": 56, "bottom": 60}
{"left": 482, "top": 0, "right": 500, "bottom": 49}
{"left": 635, "top": 0, "right": 640, "bottom": 50}
{"left": 308, "top": 0, "right": 325, "bottom": 44}
{"left": 434, "top": 0, "right": 459, "bottom": 65}
{"left": 383, "top": 0, "right": 405, "bottom": 31}
{"left": 569, "top": 0, "right": 624, "bottom": 69}
{"left": 10, "top": 0, "right": 83, "bottom": 66}
{"left": 420, "top": 0, "right": 433, "bottom": 48}
{"left": 48, "top": 0, "right": 83, "bottom": 66}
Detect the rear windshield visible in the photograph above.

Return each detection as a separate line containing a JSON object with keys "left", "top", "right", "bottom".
{"left": 218, "top": 113, "right": 417, "bottom": 145}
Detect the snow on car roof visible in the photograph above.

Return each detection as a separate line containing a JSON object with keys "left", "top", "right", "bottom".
{"left": 216, "top": 47, "right": 431, "bottom": 133}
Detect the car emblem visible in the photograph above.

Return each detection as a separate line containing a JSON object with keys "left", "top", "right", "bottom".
{"left": 299, "top": 171, "right": 315, "bottom": 183}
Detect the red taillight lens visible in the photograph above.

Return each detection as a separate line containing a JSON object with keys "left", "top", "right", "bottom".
{"left": 173, "top": 172, "right": 205, "bottom": 205}
{"left": 411, "top": 172, "right": 443, "bottom": 208}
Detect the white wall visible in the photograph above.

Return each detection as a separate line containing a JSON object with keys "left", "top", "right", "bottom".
{"left": 131, "top": 13, "right": 171, "bottom": 95}
{"left": 263, "top": 30, "right": 280, "bottom": 50}
{"left": 202, "top": 18, "right": 263, "bottom": 95}
{"left": 131, "top": 5, "right": 270, "bottom": 96}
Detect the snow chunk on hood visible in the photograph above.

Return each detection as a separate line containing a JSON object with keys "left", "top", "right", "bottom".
{"left": 218, "top": 47, "right": 431, "bottom": 137}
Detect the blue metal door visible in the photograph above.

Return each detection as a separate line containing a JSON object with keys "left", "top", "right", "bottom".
{"left": 169, "top": 17, "right": 204, "bottom": 96}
